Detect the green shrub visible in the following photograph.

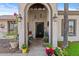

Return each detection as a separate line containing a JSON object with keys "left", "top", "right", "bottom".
{"left": 54, "top": 47, "right": 63, "bottom": 56}
{"left": 44, "top": 32, "right": 49, "bottom": 43}
{"left": 62, "top": 49, "right": 68, "bottom": 56}
{"left": 6, "top": 31, "right": 16, "bottom": 36}
{"left": 54, "top": 47, "right": 60, "bottom": 56}
{"left": 21, "top": 44, "right": 28, "bottom": 49}
{"left": 29, "top": 36, "right": 33, "bottom": 40}
{"left": 47, "top": 44, "right": 52, "bottom": 48}
{"left": 43, "top": 37, "right": 49, "bottom": 43}
{"left": 54, "top": 47, "right": 68, "bottom": 56}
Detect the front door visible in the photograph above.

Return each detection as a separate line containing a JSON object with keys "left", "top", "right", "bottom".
{"left": 36, "top": 22, "right": 44, "bottom": 38}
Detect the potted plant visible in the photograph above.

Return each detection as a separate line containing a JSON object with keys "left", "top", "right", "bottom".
{"left": 54, "top": 47, "right": 63, "bottom": 56}
{"left": 44, "top": 37, "right": 48, "bottom": 43}
{"left": 44, "top": 31, "right": 49, "bottom": 43}
{"left": 43, "top": 32, "right": 49, "bottom": 47}
{"left": 21, "top": 44, "right": 28, "bottom": 54}
{"left": 28, "top": 31, "right": 33, "bottom": 46}
{"left": 45, "top": 44, "right": 54, "bottom": 56}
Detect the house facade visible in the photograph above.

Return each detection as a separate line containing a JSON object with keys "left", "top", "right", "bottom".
{"left": 0, "top": 15, "right": 16, "bottom": 39}
{"left": 0, "top": 3, "right": 79, "bottom": 49}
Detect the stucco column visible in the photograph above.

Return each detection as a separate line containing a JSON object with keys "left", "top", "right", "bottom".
{"left": 49, "top": 16, "right": 52, "bottom": 44}
{"left": 25, "top": 13, "right": 28, "bottom": 46}
{"left": 18, "top": 12, "right": 25, "bottom": 49}
{"left": 52, "top": 18, "right": 58, "bottom": 48}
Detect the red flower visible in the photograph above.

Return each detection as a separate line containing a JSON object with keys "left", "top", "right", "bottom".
{"left": 45, "top": 48, "right": 54, "bottom": 56}
{"left": 28, "top": 31, "right": 32, "bottom": 35}
{"left": 46, "top": 48, "right": 49, "bottom": 54}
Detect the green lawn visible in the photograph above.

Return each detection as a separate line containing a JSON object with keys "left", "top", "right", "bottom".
{"left": 58, "top": 41, "right": 79, "bottom": 56}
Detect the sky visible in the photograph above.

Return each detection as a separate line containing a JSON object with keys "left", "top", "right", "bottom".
{"left": 0, "top": 3, "right": 19, "bottom": 15}
{"left": 0, "top": 3, "right": 79, "bottom": 15}
{"left": 57, "top": 3, "right": 79, "bottom": 10}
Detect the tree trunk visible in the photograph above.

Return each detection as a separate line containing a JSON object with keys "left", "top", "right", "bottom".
{"left": 62, "top": 3, "right": 68, "bottom": 49}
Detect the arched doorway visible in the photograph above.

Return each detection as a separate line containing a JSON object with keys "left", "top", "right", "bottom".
{"left": 19, "top": 3, "right": 58, "bottom": 49}
{"left": 24, "top": 3, "right": 52, "bottom": 46}
{"left": 28, "top": 3, "right": 48, "bottom": 38}
{"left": 27, "top": 4, "right": 49, "bottom": 47}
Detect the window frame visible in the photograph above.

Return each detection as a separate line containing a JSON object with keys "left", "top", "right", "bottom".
{"left": 61, "top": 19, "right": 76, "bottom": 36}
{"left": 8, "top": 21, "right": 16, "bottom": 32}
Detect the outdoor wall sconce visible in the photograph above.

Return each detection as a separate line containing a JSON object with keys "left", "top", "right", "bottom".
{"left": 52, "top": 13, "right": 57, "bottom": 22}
{"left": 34, "top": 14, "right": 37, "bottom": 19}
{"left": 14, "top": 13, "right": 22, "bottom": 22}
{"left": 40, "top": 13, "right": 42, "bottom": 18}
{"left": 18, "top": 13, "right": 22, "bottom": 22}
{"left": 53, "top": 13, "right": 57, "bottom": 19}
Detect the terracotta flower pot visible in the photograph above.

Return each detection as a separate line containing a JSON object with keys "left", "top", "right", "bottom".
{"left": 45, "top": 47, "right": 54, "bottom": 56}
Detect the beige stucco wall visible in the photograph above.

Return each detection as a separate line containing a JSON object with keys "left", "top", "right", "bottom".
{"left": 58, "top": 14, "right": 79, "bottom": 41}
{"left": 0, "top": 20, "right": 8, "bottom": 39}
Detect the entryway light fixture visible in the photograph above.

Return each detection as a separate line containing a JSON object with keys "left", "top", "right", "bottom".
{"left": 18, "top": 13, "right": 22, "bottom": 22}
{"left": 52, "top": 13, "right": 58, "bottom": 22}
{"left": 53, "top": 13, "right": 57, "bottom": 19}
{"left": 14, "top": 13, "right": 22, "bottom": 22}
{"left": 18, "top": 14, "right": 22, "bottom": 20}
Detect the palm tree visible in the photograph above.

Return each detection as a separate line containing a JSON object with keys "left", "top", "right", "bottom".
{"left": 62, "top": 3, "right": 69, "bottom": 49}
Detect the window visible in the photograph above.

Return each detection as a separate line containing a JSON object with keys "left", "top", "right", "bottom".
{"left": 61, "top": 19, "right": 76, "bottom": 36}
{"left": 8, "top": 21, "right": 16, "bottom": 32}
{"left": 68, "top": 20, "right": 76, "bottom": 36}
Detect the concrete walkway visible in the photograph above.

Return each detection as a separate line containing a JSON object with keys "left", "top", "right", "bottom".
{"left": 0, "top": 39, "right": 47, "bottom": 56}
{"left": 27, "top": 39, "right": 47, "bottom": 56}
